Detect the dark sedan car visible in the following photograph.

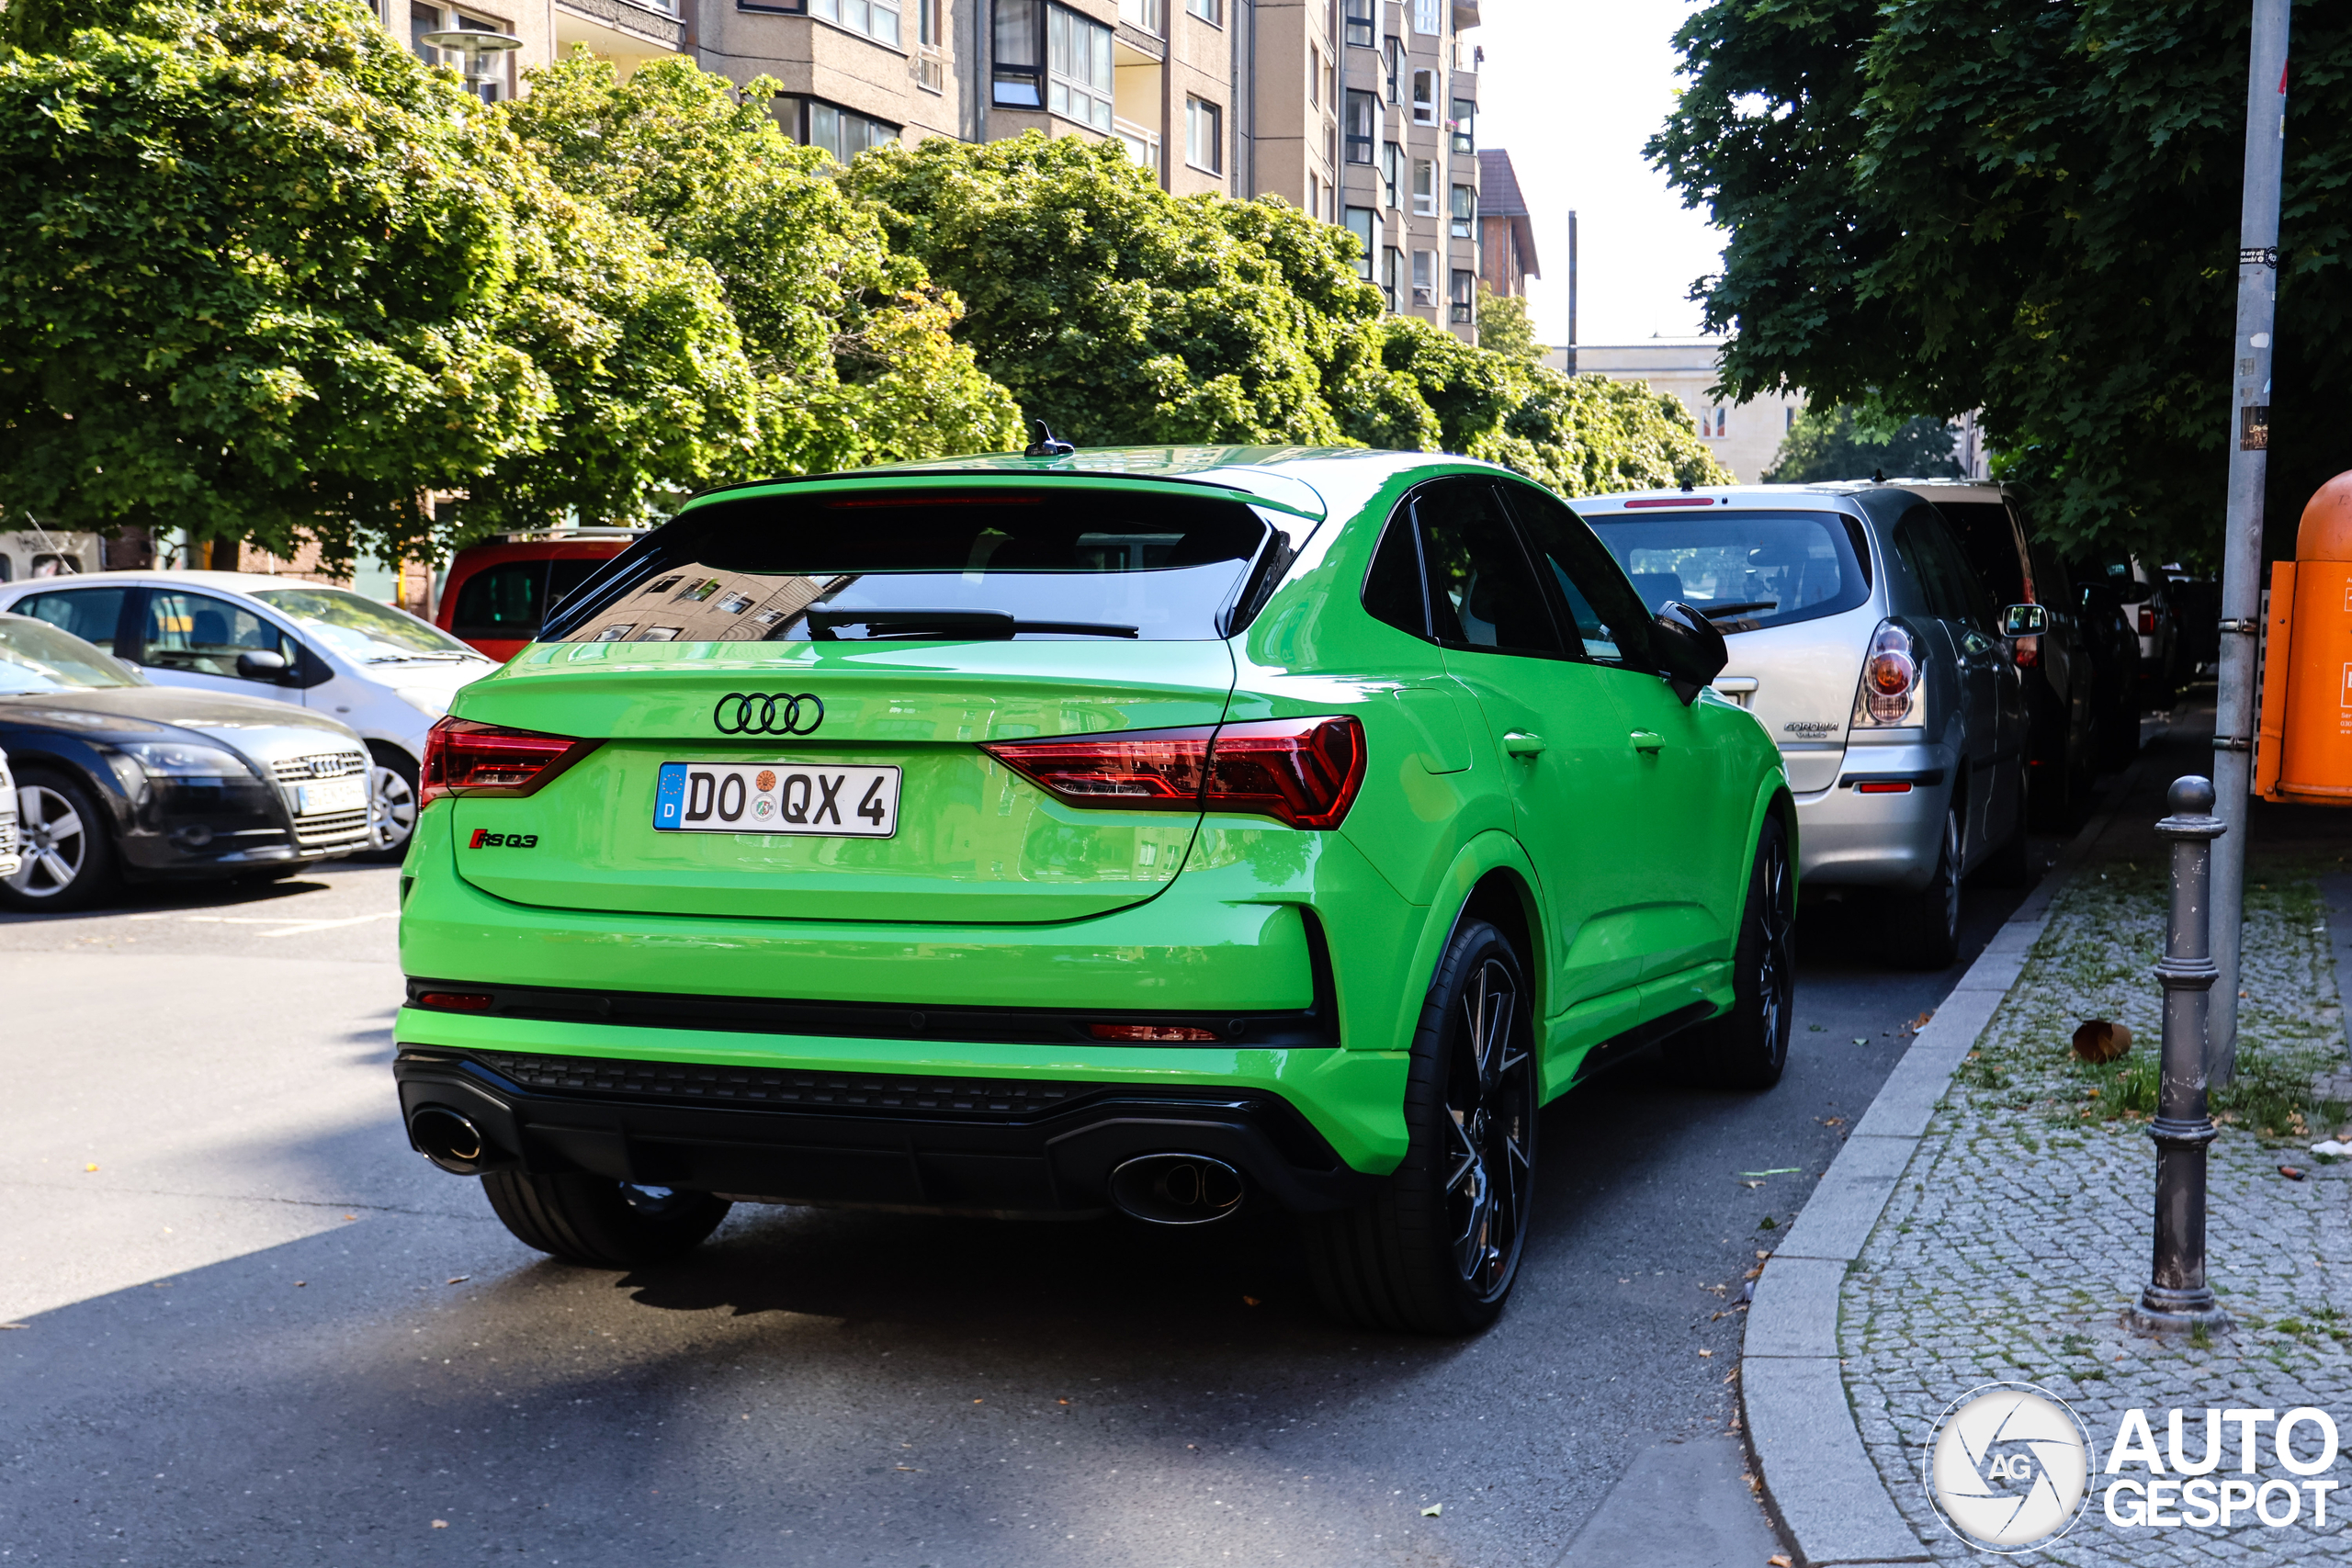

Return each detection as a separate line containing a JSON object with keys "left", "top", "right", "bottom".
{"left": 0, "top": 613, "right": 373, "bottom": 910}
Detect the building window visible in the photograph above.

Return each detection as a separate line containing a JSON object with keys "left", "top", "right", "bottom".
{"left": 1413, "top": 250, "right": 1437, "bottom": 306}
{"left": 411, "top": 6, "right": 510, "bottom": 102}
{"left": 1451, "top": 268, "right": 1476, "bottom": 324}
{"left": 1324, "top": 119, "right": 1339, "bottom": 173}
{"left": 1450, "top": 182, "right": 1475, "bottom": 239}
{"left": 1343, "top": 0, "right": 1374, "bottom": 48}
{"left": 1047, "top": 5, "right": 1114, "bottom": 130}
{"left": 1715, "top": 407, "right": 1730, "bottom": 437}
{"left": 808, "top": 0, "right": 903, "bottom": 46}
{"left": 1411, "top": 68, "right": 1435, "bottom": 124}
{"left": 1117, "top": 120, "right": 1160, "bottom": 171}
{"left": 1411, "top": 158, "right": 1436, "bottom": 217}
{"left": 777, "top": 95, "right": 901, "bottom": 163}
{"left": 919, "top": 0, "right": 942, "bottom": 44}
{"left": 1786, "top": 406, "right": 1796, "bottom": 432}
{"left": 1187, "top": 0, "right": 1220, "bottom": 23}
{"left": 1450, "top": 96, "right": 1476, "bottom": 154}
{"left": 1384, "top": 35, "right": 1401, "bottom": 100}
{"left": 1412, "top": 0, "right": 1439, "bottom": 36}
{"left": 993, "top": 0, "right": 1043, "bottom": 105}
{"left": 1384, "top": 246, "right": 1403, "bottom": 311}
{"left": 1186, "top": 95, "right": 1223, "bottom": 174}
{"left": 1118, "top": 0, "right": 1163, "bottom": 32}
{"left": 1382, "top": 140, "right": 1401, "bottom": 208}
{"left": 1345, "top": 208, "right": 1376, "bottom": 282}
{"left": 1308, "top": 46, "right": 1321, "bottom": 107}
{"left": 1344, "top": 89, "right": 1376, "bottom": 164}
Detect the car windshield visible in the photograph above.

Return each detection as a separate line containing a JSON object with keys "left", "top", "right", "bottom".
{"left": 250, "top": 587, "right": 484, "bottom": 663}
{"left": 0, "top": 614, "right": 143, "bottom": 692}
{"left": 1587, "top": 510, "right": 1871, "bottom": 633}
{"left": 542, "top": 488, "right": 1278, "bottom": 644}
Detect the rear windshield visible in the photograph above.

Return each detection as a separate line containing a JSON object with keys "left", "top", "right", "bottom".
{"left": 542, "top": 489, "right": 1279, "bottom": 644}
{"left": 1586, "top": 510, "right": 1871, "bottom": 633}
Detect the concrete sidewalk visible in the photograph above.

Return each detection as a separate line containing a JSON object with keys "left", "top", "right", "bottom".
{"left": 1747, "top": 700, "right": 2352, "bottom": 1565}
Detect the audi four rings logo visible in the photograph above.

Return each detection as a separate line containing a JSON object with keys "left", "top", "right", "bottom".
{"left": 713, "top": 693, "right": 825, "bottom": 735}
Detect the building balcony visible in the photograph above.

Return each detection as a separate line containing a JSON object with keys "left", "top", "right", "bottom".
{"left": 555, "top": 0, "right": 684, "bottom": 64}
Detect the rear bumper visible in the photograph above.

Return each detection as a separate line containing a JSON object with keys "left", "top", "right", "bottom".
{"left": 1789, "top": 739, "right": 1954, "bottom": 890}
{"left": 393, "top": 1045, "right": 1379, "bottom": 1217}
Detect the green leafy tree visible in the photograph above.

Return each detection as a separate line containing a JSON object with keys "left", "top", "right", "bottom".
{"left": 1473, "top": 283, "right": 1544, "bottom": 366}
{"left": 842, "top": 131, "right": 1355, "bottom": 446}
{"left": 504, "top": 53, "right": 1021, "bottom": 477}
{"left": 1650, "top": 0, "right": 2352, "bottom": 561}
{"left": 1762, "top": 403, "right": 1962, "bottom": 483}
{"left": 0, "top": 0, "right": 757, "bottom": 570}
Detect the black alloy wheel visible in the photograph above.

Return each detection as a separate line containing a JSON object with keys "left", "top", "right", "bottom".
{"left": 1668, "top": 816, "right": 1795, "bottom": 1089}
{"left": 481, "top": 1170, "right": 732, "bottom": 1268}
{"left": 1304, "top": 918, "right": 1537, "bottom": 1335}
{"left": 1886, "top": 807, "right": 1962, "bottom": 970}
{"left": 0, "top": 769, "right": 119, "bottom": 912}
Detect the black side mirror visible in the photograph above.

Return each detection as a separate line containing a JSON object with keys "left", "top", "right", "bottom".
{"left": 2114, "top": 579, "right": 2152, "bottom": 604}
{"left": 236, "top": 649, "right": 291, "bottom": 682}
{"left": 1999, "top": 603, "right": 2049, "bottom": 637}
{"left": 1652, "top": 601, "right": 1728, "bottom": 705}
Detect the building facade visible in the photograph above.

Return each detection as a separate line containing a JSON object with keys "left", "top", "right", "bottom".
{"left": 370, "top": 0, "right": 1487, "bottom": 343}
{"left": 1473, "top": 146, "right": 1534, "bottom": 299}
{"left": 1554, "top": 339, "right": 1807, "bottom": 484}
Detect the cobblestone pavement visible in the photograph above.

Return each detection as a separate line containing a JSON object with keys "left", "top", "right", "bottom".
{"left": 1841, "top": 753, "right": 2352, "bottom": 1565}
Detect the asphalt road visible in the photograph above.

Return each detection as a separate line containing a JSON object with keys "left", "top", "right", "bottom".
{"left": 0, "top": 810, "right": 2065, "bottom": 1567}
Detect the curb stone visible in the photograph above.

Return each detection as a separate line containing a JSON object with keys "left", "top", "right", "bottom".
{"left": 1740, "top": 753, "right": 2158, "bottom": 1567}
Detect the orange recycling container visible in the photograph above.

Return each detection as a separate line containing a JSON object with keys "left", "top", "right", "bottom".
{"left": 2257, "top": 470, "right": 2352, "bottom": 803}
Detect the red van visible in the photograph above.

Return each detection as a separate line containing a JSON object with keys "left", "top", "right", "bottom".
{"left": 435, "top": 530, "right": 642, "bottom": 660}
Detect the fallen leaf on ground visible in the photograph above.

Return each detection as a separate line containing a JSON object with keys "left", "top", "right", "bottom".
{"left": 294, "top": 1281, "right": 306, "bottom": 1288}
{"left": 84, "top": 1164, "right": 98, "bottom": 1172}
{"left": 1699, "top": 1348, "right": 1713, "bottom": 1358}
{"left": 446, "top": 1276, "right": 469, "bottom": 1285}
{"left": 1419, "top": 1504, "right": 1442, "bottom": 1517}
{"left": 2278, "top": 1166, "right": 2307, "bottom": 1181}
{"left": 1770, "top": 1556, "right": 1793, "bottom": 1566}
{"left": 431, "top": 1520, "right": 448, "bottom": 1529}
{"left": 1242, "top": 1295, "right": 1261, "bottom": 1306}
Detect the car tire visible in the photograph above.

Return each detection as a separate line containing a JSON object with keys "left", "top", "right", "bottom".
{"left": 362, "top": 744, "right": 418, "bottom": 863}
{"left": 1302, "top": 918, "right": 1538, "bottom": 1337}
{"left": 1884, "top": 807, "right": 1962, "bottom": 970}
{"left": 0, "top": 769, "right": 120, "bottom": 913}
{"left": 1664, "top": 817, "right": 1794, "bottom": 1090}
{"left": 480, "top": 1171, "right": 731, "bottom": 1269}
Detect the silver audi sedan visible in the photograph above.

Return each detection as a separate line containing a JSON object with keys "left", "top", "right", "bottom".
{"left": 1570, "top": 483, "right": 2031, "bottom": 968}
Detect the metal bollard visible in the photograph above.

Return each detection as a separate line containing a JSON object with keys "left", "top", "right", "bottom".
{"left": 2132, "top": 776, "right": 2233, "bottom": 1335}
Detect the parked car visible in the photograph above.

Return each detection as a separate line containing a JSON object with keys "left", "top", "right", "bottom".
{"left": 2165, "top": 574, "right": 2221, "bottom": 681}
{"left": 1577, "top": 481, "right": 2030, "bottom": 970}
{"left": 435, "top": 528, "right": 643, "bottom": 661}
{"left": 393, "top": 448, "right": 1792, "bottom": 1336}
{"left": 0, "top": 613, "right": 373, "bottom": 909}
{"left": 2082, "top": 558, "right": 2181, "bottom": 702}
{"left": 2072, "top": 575, "right": 2143, "bottom": 770}
{"left": 0, "top": 746, "right": 18, "bottom": 883}
{"left": 0, "top": 571, "right": 498, "bottom": 861}
{"left": 1880, "top": 481, "right": 2097, "bottom": 828}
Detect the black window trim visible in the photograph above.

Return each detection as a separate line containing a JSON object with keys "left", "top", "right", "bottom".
{"left": 1359, "top": 478, "right": 1582, "bottom": 664}
{"left": 1496, "top": 479, "right": 1664, "bottom": 676}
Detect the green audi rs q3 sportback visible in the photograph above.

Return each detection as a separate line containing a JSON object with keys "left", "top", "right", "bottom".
{"left": 394, "top": 447, "right": 1795, "bottom": 1334}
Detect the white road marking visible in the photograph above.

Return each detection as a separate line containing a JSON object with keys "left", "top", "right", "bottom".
{"left": 257, "top": 912, "right": 400, "bottom": 938}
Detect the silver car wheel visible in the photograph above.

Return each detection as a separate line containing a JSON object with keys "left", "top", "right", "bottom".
{"left": 7, "top": 784, "right": 87, "bottom": 898}
{"left": 368, "top": 764, "right": 418, "bottom": 853}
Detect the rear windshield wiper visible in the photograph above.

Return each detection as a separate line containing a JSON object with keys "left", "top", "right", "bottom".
{"left": 1695, "top": 601, "right": 1779, "bottom": 620}
{"left": 804, "top": 608, "right": 1139, "bottom": 640}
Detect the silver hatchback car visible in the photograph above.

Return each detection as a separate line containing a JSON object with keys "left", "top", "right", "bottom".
{"left": 1570, "top": 484, "right": 2031, "bottom": 967}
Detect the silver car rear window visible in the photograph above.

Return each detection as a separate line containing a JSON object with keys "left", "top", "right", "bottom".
{"left": 1587, "top": 510, "right": 1871, "bottom": 633}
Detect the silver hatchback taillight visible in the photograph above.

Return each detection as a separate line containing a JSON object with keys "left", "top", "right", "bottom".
{"left": 1852, "top": 620, "right": 1923, "bottom": 728}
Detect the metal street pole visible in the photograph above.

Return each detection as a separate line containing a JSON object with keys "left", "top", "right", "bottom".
{"left": 2208, "top": 0, "right": 2293, "bottom": 1083}
{"left": 2134, "top": 777, "right": 2232, "bottom": 1336}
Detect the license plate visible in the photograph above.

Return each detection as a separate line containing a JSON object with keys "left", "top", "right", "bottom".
{"left": 653, "top": 761, "right": 900, "bottom": 839}
{"left": 297, "top": 776, "right": 368, "bottom": 817}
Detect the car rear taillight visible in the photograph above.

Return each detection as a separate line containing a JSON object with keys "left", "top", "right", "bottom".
{"left": 1852, "top": 622, "right": 1922, "bottom": 728}
{"left": 2138, "top": 607, "right": 2157, "bottom": 635}
{"left": 420, "top": 717, "right": 599, "bottom": 806}
{"left": 985, "top": 716, "right": 1367, "bottom": 830}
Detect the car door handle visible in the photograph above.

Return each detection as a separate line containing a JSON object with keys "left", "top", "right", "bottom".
{"left": 1502, "top": 731, "right": 1546, "bottom": 757}
{"left": 1630, "top": 731, "right": 1665, "bottom": 754}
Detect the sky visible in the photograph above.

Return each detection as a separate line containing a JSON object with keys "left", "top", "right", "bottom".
{"left": 1468, "top": 0, "right": 1725, "bottom": 348}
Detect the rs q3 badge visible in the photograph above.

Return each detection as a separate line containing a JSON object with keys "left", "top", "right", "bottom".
{"left": 714, "top": 692, "right": 824, "bottom": 736}
{"left": 468, "top": 830, "right": 538, "bottom": 849}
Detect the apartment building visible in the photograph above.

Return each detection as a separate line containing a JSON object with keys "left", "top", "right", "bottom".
{"left": 1474, "top": 146, "right": 1535, "bottom": 299}
{"left": 1551, "top": 339, "right": 1808, "bottom": 483}
{"left": 378, "top": 0, "right": 1487, "bottom": 342}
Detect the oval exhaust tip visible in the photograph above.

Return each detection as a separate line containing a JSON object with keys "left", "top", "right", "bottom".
{"left": 1108, "top": 1153, "right": 1244, "bottom": 1225}
{"left": 409, "top": 1106, "right": 488, "bottom": 1173}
